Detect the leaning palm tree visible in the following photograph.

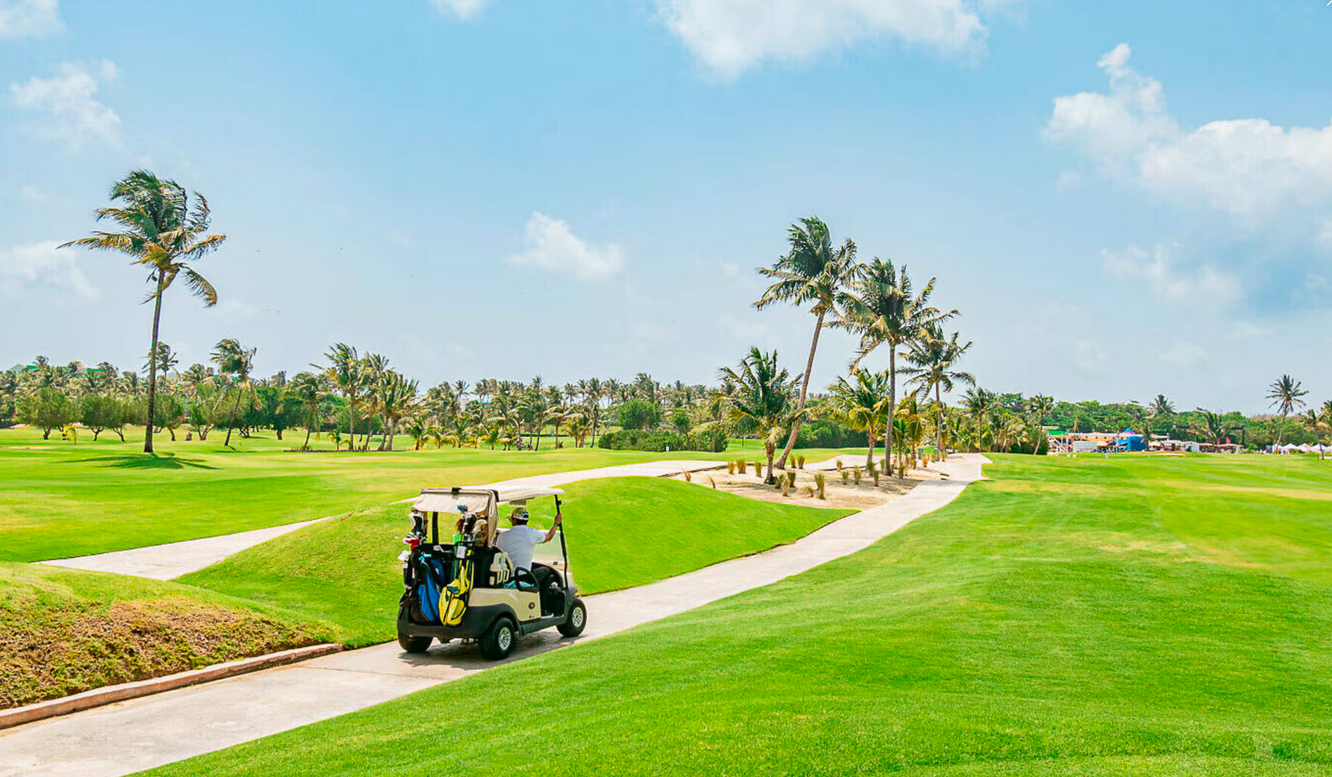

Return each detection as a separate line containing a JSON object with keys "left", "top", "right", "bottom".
{"left": 825, "top": 368, "right": 892, "bottom": 469}
{"left": 1267, "top": 375, "right": 1308, "bottom": 446}
{"left": 901, "top": 324, "right": 974, "bottom": 460}
{"left": 754, "top": 217, "right": 858, "bottom": 471}
{"left": 211, "top": 338, "right": 256, "bottom": 446}
{"left": 839, "top": 257, "right": 956, "bottom": 473}
{"left": 61, "top": 170, "right": 226, "bottom": 453}
{"left": 1193, "top": 408, "right": 1231, "bottom": 445}
{"left": 377, "top": 371, "right": 419, "bottom": 452}
{"left": 717, "top": 347, "right": 800, "bottom": 484}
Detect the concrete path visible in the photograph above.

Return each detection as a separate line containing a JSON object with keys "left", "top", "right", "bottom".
{"left": 0, "top": 455, "right": 987, "bottom": 777}
{"left": 36, "top": 459, "right": 727, "bottom": 580}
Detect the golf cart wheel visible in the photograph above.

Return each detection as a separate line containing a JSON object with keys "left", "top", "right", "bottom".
{"left": 397, "top": 631, "right": 432, "bottom": 654}
{"left": 557, "top": 598, "right": 587, "bottom": 638}
{"left": 479, "top": 616, "right": 517, "bottom": 660}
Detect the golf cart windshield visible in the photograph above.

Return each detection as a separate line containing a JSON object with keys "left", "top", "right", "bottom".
{"left": 412, "top": 487, "right": 564, "bottom": 546}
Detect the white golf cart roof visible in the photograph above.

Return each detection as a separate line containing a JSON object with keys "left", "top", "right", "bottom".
{"left": 411, "top": 486, "right": 564, "bottom": 514}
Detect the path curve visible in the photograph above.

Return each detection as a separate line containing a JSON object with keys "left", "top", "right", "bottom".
{"left": 36, "top": 460, "right": 728, "bottom": 580}
{"left": 0, "top": 455, "right": 988, "bottom": 777}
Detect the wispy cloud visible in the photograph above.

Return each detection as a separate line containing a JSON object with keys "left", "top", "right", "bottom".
{"left": 1101, "top": 244, "right": 1241, "bottom": 306}
{"left": 0, "top": 0, "right": 61, "bottom": 39}
{"left": 0, "top": 240, "right": 98, "bottom": 299}
{"left": 505, "top": 212, "right": 624, "bottom": 281}
{"left": 10, "top": 60, "right": 121, "bottom": 151}
{"left": 19, "top": 184, "right": 48, "bottom": 202}
{"left": 428, "top": 0, "right": 492, "bottom": 20}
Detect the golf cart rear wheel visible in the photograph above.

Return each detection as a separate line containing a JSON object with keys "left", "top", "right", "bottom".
{"left": 557, "top": 598, "right": 587, "bottom": 637}
{"left": 480, "top": 617, "right": 517, "bottom": 660}
{"left": 397, "top": 632, "right": 432, "bottom": 654}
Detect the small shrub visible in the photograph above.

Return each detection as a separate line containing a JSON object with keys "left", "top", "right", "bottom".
{"left": 787, "top": 470, "right": 797, "bottom": 489}
{"left": 780, "top": 473, "right": 792, "bottom": 497}
{"left": 814, "top": 472, "right": 826, "bottom": 500}
{"left": 836, "top": 460, "right": 844, "bottom": 471}
{"left": 754, "top": 462, "right": 763, "bottom": 478}
{"left": 841, "top": 470, "right": 850, "bottom": 485}
{"left": 708, "top": 476, "right": 717, "bottom": 489}
{"left": 683, "top": 469, "right": 692, "bottom": 483}
{"left": 737, "top": 459, "right": 747, "bottom": 475}
{"left": 803, "top": 485, "right": 815, "bottom": 498}
{"left": 727, "top": 461, "right": 735, "bottom": 475}
{"left": 852, "top": 467, "right": 862, "bottom": 485}
{"left": 796, "top": 455, "right": 806, "bottom": 469}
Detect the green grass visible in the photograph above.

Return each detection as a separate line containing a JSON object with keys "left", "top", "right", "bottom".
{"left": 0, "top": 561, "right": 331, "bottom": 709}
{"left": 179, "top": 477, "right": 853, "bottom": 645}
{"left": 146, "top": 453, "right": 1332, "bottom": 776}
{"left": 0, "top": 425, "right": 863, "bottom": 562}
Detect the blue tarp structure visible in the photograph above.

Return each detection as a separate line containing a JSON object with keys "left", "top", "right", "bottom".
{"left": 1113, "top": 428, "right": 1146, "bottom": 452}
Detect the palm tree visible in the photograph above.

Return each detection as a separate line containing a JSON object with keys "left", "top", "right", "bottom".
{"left": 718, "top": 347, "right": 800, "bottom": 484}
{"left": 319, "top": 343, "right": 365, "bottom": 453}
{"left": 755, "top": 217, "right": 858, "bottom": 471}
{"left": 901, "top": 325, "right": 974, "bottom": 460}
{"left": 963, "top": 388, "right": 996, "bottom": 452}
{"left": 377, "top": 371, "right": 419, "bottom": 451}
{"left": 61, "top": 170, "right": 226, "bottom": 452}
{"left": 144, "top": 343, "right": 178, "bottom": 389}
{"left": 1267, "top": 375, "right": 1308, "bottom": 446}
{"left": 1149, "top": 394, "right": 1176, "bottom": 438}
{"left": 211, "top": 338, "right": 256, "bottom": 446}
{"left": 826, "top": 368, "right": 892, "bottom": 469}
{"left": 840, "top": 257, "right": 956, "bottom": 473}
{"left": 287, "top": 371, "right": 327, "bottom": 450}
{"left": 1193, "top": 408, "right": 1231, "bottom": 445}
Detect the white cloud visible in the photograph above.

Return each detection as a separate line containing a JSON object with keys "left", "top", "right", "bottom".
{"left": 1159, "top": 341, "right": 1207, "bottom": 368}
{"left": 0, "top": 0, "right": 61, "bottom": 39}
{"left": 505, "top": 212, "right": 623, "bottom": 281}
{"left": 10, "top": 60, "right": 121, "bottom": 151}
{"left": 1046, "top": 44, "right": 1332, "bottom": 227}
{"left": 1102, "top": 244, "right": 1241, "bottom": 305}
{"left": 428, "top": 0, "right": 491, "bottom": 19}
{"left": 19, "top": 184, "right": 48, "bottom": 202}
{"left": 654, "top": 0, "right": 1000, "bottom": 79}
{"left": 0, "top": 240, "right": 98, "bottom": 299}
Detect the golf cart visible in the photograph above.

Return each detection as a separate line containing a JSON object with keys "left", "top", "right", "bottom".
{"left": 396, "top": 486, "right": 587, "bottom": 660}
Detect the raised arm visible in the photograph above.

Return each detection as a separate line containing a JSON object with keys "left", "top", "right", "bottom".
{"left": 543, "top": 511, "right": 563, "bottom": 543}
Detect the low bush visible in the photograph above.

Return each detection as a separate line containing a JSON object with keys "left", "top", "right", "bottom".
{"left": 596, "top": 429, "right": 727, "bottom": 453}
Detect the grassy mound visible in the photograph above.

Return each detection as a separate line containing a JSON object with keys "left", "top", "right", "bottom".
{"left": 148, "top": 454, "right": 1332, "bottom": 776}
{"left": 0, "top": 562, "right": 331, "bottom": 709}
{"left": 180, "top": 477, "right": 853, "bottom": 646}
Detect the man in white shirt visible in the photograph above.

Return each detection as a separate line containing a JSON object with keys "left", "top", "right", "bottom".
{"left": 496, "top": 507, "right": 562, "bottom": 588}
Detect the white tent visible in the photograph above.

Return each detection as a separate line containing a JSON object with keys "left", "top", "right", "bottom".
{"left": 1298, "top": 443, "right": 1313, "bottom": 453}
{"left": 1281, "top": 444, "right": 1301, "bottom": 453}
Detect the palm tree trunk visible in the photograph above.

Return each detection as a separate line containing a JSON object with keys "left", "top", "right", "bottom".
{"left": 385, "top": 421, "right": 395, "bottom": 452}
{"left": 935, "top": 383, "right": 946, "bottom": 461}
{"left": 346, "top": 394, "right": 355, "bottom": 453}
{"left": 775, "top": 310, "right": 825, "bottom": 470}
{"left": 865, "top": 429, "right": 876, "bottom": 470}
{"left": 303, "top": 423, "right": 312, "bottom": 450}
{"left": 144, "top": 276, "right": 165, "bottom": 454}
{"left": 224, "top": 390, "right": 241, "bottom": 446}
{"left": 885, "top": 345, "right": 896, "bottom": 475}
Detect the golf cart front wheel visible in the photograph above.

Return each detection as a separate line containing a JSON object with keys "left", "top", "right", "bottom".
{"left": 480, "top": 617, "right": 517, "bottom": 660}
{"left": 397, "top": 631, "right": 432, "bottom": 654}
{"left": 558, "top": 599, "right": 587, "bottom": 637}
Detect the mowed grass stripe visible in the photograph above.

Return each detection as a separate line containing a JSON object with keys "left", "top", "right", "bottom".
{"left": 180, "top": 477, "right": 854, "bottom": 646}
{"left": 146, "top": 454, "right": 1332, "bottom": 776}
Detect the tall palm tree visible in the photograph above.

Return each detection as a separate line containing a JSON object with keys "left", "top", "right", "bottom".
{"left": 963, "top": 388, "right": 996, "bottom": 452}
{"left": 287, "top": 371, "right": 327, "bottom": 450}
{"left": 319, "top": 343, "right": 365, "bottom": 453}
{"left": 61, "top": 170, "right": 226, "bottom": 452}
{"left": 825, "top": 368, "right": 892, "bottom": 468}
{"left": 1193, "top": 408, "right": 1231, "bottom": 445}
{"left": 840, "top": 257, "right": 955, "bottom": 473}
{"left": 211, "top": 338, "right": 256, "bottom": 446}
{"left": 1149, "top": 394, "right": 1176, "bottom": 438}
{"left": 144, "top": 343, "right": 178, "bottom": 390}
{"left": 377, "top": 371, "right": 419, "bottom": 451}
{"left": 1266, "top": 375, "right": 1308, "bottom": 446}
{"left": 717, "top": 347, "right": 800, "bottom": 484}
{"left": 901, "top": 324, "right": 974, "bottom": 460}
{"left": 755, "top": 217, "right": 858, "bottom": 471}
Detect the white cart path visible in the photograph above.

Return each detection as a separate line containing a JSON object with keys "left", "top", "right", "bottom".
{"left": 1, "top": 455, "right": 988, "bottom": 777}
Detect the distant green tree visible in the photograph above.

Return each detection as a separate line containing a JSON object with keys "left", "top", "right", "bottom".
{"left": 80, "top": 394, "right": 126, "bottom": 441}
{"left": 18, "top": 387, "right": 77, "bottom": 439}
{"left": 1267, "top": 375, "right": 1308, "bottom": 446}
{"left": 618, "top": 398, "right": 662, "bottom": 431}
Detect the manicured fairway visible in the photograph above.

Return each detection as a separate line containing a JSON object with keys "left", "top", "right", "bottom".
{"left": 0, "top": 562, "right": 329, "bottom": 708}
{"left": 180, "top": 477, "right": 853, "bottom": 645}
{"left": 0, "top": 426, "right": 863, "bottom": 562}
{"left": 147, "top": 454, "right": 1332, "bottom": 776}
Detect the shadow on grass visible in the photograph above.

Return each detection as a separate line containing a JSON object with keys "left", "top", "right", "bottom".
{"left": 59, "top": 453, "right": 218, "bottom": 470}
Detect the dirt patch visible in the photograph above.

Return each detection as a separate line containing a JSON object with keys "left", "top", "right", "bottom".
{"left": 674, "top": 462, "right": 938, "bottom": 510}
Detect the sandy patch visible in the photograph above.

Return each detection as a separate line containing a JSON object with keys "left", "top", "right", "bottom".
{"left": 674, "top": 462, "right": 942, "bottom": 510}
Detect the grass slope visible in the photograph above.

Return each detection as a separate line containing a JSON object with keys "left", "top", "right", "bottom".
{"left": 149, "top": 454, "right": 1332, "bottom": 776}
{"left": 0, "top": 562, "right": 331, "bottom": 709}
{"left": 0, "top": 425, "right": 862, "bottom": 562}
{"left": 180, "top": 477, "right": 853, "bottom": 645}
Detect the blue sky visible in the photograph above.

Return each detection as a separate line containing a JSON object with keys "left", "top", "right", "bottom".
{"left": 2, "top": 0, "right": 1329, "bottom": 413}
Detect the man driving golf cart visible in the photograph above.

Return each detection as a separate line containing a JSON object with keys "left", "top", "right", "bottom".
{"left": 396, "top": 486, "right": 587, "bottom": 660}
